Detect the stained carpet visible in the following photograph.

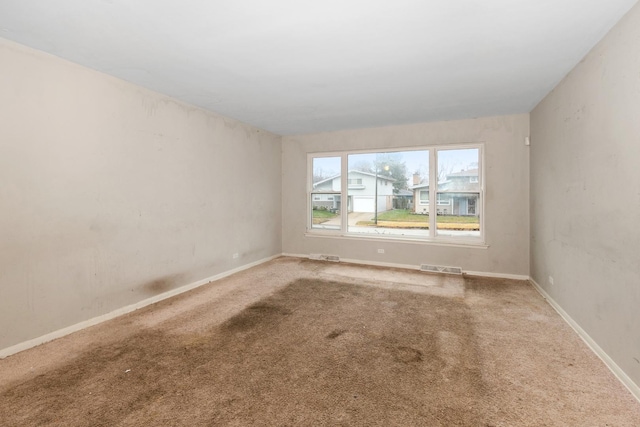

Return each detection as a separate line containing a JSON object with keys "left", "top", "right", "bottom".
{"left": 1, "top": 258, "right": 639, "bottom": 426}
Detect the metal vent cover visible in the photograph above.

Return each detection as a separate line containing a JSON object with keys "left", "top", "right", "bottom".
{"left": 309, "top": 253, "right": 341, "bottom": 262}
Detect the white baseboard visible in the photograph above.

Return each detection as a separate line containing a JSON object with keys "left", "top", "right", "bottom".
{"left": 0, "top": 254, "right": 280, "bottom": 359}
{"left": 463, "top": 270, "right": 530, "bottom": 281}
{"left": 281, "top": 252, "right": 309, "bottom": 259}
{"left": 282, "top": 253, "right": 528, "bottom": 280}
{"left": 530, "top": 278, "right": 640, "bottom": 403}
{"left": 283, "top": 252, "right": 421, "bottom": 271}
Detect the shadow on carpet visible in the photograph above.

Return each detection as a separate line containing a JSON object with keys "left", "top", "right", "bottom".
{"left": 1, "top": 278, "right": 487, "bottom": 426}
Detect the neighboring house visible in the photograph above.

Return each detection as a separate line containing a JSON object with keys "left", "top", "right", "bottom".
{"left": 312, "top": 170, "right": 395, "bottom": 213}
{"left": 410, "top": 169, "right": 479, "bottom": 216}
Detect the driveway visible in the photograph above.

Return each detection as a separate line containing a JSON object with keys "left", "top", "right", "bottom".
{"left": 321, "top": 211, "right": 373, "bottom": 227}
{"left": 347, "top": 212, "right": 373, "bottom": 226}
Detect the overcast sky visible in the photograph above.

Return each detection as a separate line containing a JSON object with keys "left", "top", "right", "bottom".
{"left": 313, "top": 148, "right": 478, "bottom": 185}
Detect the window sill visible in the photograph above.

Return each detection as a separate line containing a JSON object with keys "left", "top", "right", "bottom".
{"left": 304, "top": 230, "right": 488, "bottom": 249}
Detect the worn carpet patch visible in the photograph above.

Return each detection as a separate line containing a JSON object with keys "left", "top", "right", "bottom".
{"left": 0, "top": 278, "right": 486, "bottom": 426}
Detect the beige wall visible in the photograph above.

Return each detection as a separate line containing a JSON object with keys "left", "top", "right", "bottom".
{"left": 282, "top": 115, "right": 530, "bottom": 275}
{"left": 530, "top": 3, "right": 640, "bottom": 387}
{"left": 0, "top": 38, "right": 282, "bottom": 350}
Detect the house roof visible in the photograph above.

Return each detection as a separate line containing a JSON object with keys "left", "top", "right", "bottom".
{"left": 313, "top": 169, "right": 396, "bottom": 188}
{"left": 410, "top": 168, "right": 478, "bottom": 190}
{"left": 350, "top": 170, "right": 396, "bottom": 182}
{"left": 313, "top": 174, "right": 340, "bottom": 188}
{"left": 439, "top": 184, "right": 480, "bottom": 192}
{"left": 447, "top": 168, "right": 479, "bottom": 177}
{"left": 410, "top": 181, "right": 480, "bottom": 192}
{"left": 409, "top": 183, "right": 429, "bottom": 190}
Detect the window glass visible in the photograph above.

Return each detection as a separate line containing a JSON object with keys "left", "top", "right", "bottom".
{"left": 436, "top": 148, "right": 480, "bottom": 238}
{"left": 346, "top": 150, "right": 429, "bottom": 238}
{"left": 311, "top": 156, "right": 341, "bottom": 230}
{"left": 308, "top": 145, "right": 481, "bottom": 242}
{"left": 419, "top": 190, "right": 429, "bottom": 204}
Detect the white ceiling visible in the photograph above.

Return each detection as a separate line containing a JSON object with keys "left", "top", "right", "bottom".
{"left": 0, "top": 1, "right": 637, "bottom": 135}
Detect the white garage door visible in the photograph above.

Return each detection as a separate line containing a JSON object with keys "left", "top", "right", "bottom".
{"left": 353, "top": 196, "right": 375, "bottom": 213}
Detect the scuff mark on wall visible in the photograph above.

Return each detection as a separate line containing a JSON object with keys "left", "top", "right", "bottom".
{"left": 141, "top": 273, "right": 184, "bottom": 296}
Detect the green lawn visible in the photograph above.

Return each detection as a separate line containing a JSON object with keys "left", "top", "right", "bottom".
{"left": 375, "top": 209, "right": 426, "bottom": 222}
{"left": 312, "top": 209, "right": 337, "bottom": 219}
{"left": 376, "top": 209, "right": 479, "bottom": 224}
{"left": 312, "top": 209, "right": 338, "bottom": 224}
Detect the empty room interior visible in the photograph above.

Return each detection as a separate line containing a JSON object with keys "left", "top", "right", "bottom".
{"left": 1, "top": 1, "right": 639, "bottom": 425}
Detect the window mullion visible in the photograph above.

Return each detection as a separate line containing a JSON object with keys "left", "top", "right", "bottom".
{"left": 341, "top": 152, "right": 348, "bottom": 234}
{"left": 429, "top": 148, "right": 437, "bottom": 238}
{"left": 307, "top": 154, "right": 313, "bottom": 231}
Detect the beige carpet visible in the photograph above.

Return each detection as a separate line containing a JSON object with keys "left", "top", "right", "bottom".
{"left": 1, "top": 257, "right": 639, "bottom": 426}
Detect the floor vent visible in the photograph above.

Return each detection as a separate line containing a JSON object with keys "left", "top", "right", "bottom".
{"left": 309, "top": 253, "right": 341, "bottom": 262}
{"left": 420, "top": 264, "right": 463, "bottom": 275}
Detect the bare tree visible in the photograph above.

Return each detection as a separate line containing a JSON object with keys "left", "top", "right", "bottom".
{"left": 438, "top": 162, "right": 455, "bottom": 182}
{"left": 313, "top": 167, "right": 338, "bottom": 184}
{"left": 352, "top": 160, "right": 374, "bottom": 173}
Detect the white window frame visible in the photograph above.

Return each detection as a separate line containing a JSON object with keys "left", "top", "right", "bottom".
{"left": 309, "top": 154, "right": 343, "bottom": 231}
{"left": 307, "top": 144, "right": 484, "bottom": 245}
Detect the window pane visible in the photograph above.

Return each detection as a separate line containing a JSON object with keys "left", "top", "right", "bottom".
{"left": 346, "top": 150, "right": 429, "bottom": 238}
{"left": 436, "top": 148, "right": 480, "bottom": 238}
{"left": 311, "top": 157, "right": 341, "bottom": 230}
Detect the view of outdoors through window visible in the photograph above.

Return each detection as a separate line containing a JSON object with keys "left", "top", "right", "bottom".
{"left": 311, "top": 156, "right": 341, "bottom": 230}
{"left": 346, "top": 150, "right": 430, "bottom": 237}
{"left": 435, "top": 148, "right": 480, "bottom": 238}
{"left": 310, "top": 146, "right": 481, "bottom": 240}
